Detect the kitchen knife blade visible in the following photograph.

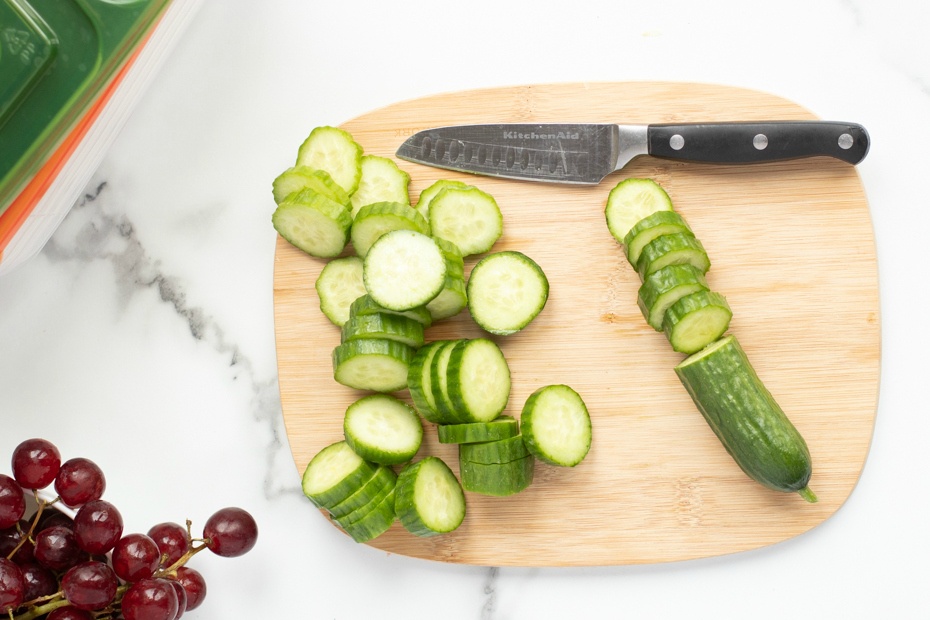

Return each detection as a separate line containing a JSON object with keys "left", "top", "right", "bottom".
{"left": 395, "top": 121, "right": 870, "bottom": 185}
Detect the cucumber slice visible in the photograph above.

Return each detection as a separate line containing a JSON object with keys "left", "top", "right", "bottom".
{"left": 636, "top": 232, "right": 711, "bottom": 279}
{"left": 520, "top": 384, "right": 592, "bottom": 467}
{"left": 446, "top": 338, "right": 511, "bottom": 423}
{"left": 272, "top": 189, "right": 352, "bottom": 258}
{"left": 459, "top": 455, "right": 535, "bottom": 497}
{"left": 332, "top": 339, "right": 414, "bottom": 392}
{"left": 295, "top": 126, "right": 363, "bottom": 195}
{"left": 349, "top": 294, "right": 432, "bottom": 328}
{"left": 429, "top": 340, "right": 465, "bottom": 424}
{"left": 341, "top": 312, "right": 425, "bottom": 348}
{"left": 350, "top": 201, "right": 429, "bottom": 257}
{"left": 604, "top": 177, "right": 674, "bottom": 243}
{"left": 428, "top": 185, "right": 503, "bottom": 256}
{"left": 414, "top": 179, "right": 468, "bottom": 223}
{"left": 272, "top": 166, "right": 350, "bottom": 207}
{"left": 458, "top": 435, "right": 529, "bottom": 464}
{"left": 349, "top": 155, "right": 411, "bottom": 217}
{"left": 466, "top": 251, "right": 549, "bottom": 336}
{"left": 637, "top": 263, "right": 709, "bottom": 331}
{"left": 622, "top": 210, "right": 693, "bottom": 267}
{"left": 337, "top": 487, "right": 397, "bottom": 543}
{"left": 301, "top": 441, "right": 378, "bottom": 509}
{"left": 315, "top": 256, "right": 366, "bottom": 327}
{"left": 437, "top": 416, "right": 519, "bottom": 444}
{"left": 395, "top": 457, "right": 466, "bottom": 537}
{"left": 363, "top": 230, "right": 447, "bottom": 311}
{"left": 407, "top": 341, "right": 444, "bottom": 423}
{"left": 663, "top": 290, "right": 733, "bottom": 354}
{"left": 343, "top": 394, "right": 423, "bottom": 465}
{"left": 327, "top": 465, "right": 397, "bottom": 519}
{"left": 433, "top": 236, "right": 465, "bottom": 279}
{"left": 425, "top": 273, "right": 468, "bottom": 321}
{"left": 674, "top": 335, "right": 815, "bottom": 500}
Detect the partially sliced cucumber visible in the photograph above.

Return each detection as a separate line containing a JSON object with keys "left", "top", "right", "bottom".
{"left": 415, "top": 179, "right": 468, "bottom": 223}
{"left": 458, "top": 435, "right": 529, "bottom": 464}
{"left": 459, "top": 455, "right": 535, "bottom": 497}
{"left": 437, "top": 416, "right": 519, "bottom": 444}
{"left": 446, "top": 338, "right": 511, "bottom": 423}
{"left": 341, "top": 312, "right": 425, "bottom": 348}
{"left": 636, "top": 232, "right": 711, "bottom": 279}
{"left": 349, "top": 294, "right": 432, "bottom": 328}
{"left": 395, "top": 457, "right": 466, "bottom": 537}
{"left": 663, "top": 290, "right": 733, "bottom": 354}
{"left": 467, "top": 251, "right": 549, "bottom": 336}
{"left": 327, "top": 465, "right": 397, "bottom": 520}
{"left": 315, "top": 256, "right": 366, "bottom": 327}
{"left": 295, "top": 126, "right": 363, "bottom": 195}
{"left": 425, "top": 273, "right": 468, "bottom": 321}
{"left": 343, "top": 394, "right": 423, "bottom": 465}
{"left": 350, "top": 201, "right": 429, "bottom": 257}
{"left": 272, "top": 189, "right": 352, "bottom": 258}
{"left": 520, "top": 384, "right": 592, "bottom": 467}
{"left": 428, "top": 185, "right": 502, "bottom": 256}
{"left": 272, "top": 166, "right": 351, "bottom": 206}
{"left": 622, "top": 210, "right": 693, "bottom": 267}
{"left": 363, "top": 230, "right": 447, "bottom": 311}
{"left": 332, "top": 339, "right": 414, "bottom": 392}
{"left": 337, "top": 487, "right": 396, "bottom": 543}
{"left": 301, "top": 441, "right": 378, "bottom": 509}
{"left": 605, "top": 177, "right": 674, "bottom": 243}
{"left": 349, "top": 155, "right": 411, "bottom": 217}
{"left": 637, "top": 263, "right": 709, "bottom": 331}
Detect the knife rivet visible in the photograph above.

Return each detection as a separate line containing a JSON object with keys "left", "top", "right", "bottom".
{"left": 753, "top": 134, "right": 768, "bottom": 150}
{"left": 669, "top": 134, "right": 685, "bottom": 150}
{"left": 838, "top": 133, "right": 854, "bottom": 149}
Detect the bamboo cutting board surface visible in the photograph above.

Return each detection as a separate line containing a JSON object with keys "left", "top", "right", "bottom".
{"left": 273, "top": 82, "right": 879, "bottom": 566}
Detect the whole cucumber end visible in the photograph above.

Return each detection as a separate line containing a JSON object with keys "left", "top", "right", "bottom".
{"left": 797, "top": 486, "right": 818, "bottom": 503}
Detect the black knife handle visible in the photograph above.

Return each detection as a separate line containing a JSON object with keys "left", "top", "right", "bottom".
{"left": 647, "top": 121, "right": 869, "bottom": 165}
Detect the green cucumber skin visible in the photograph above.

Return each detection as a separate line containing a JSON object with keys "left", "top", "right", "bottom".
{"left": 437, "top": 416, "right": 519, "bottom": 444}
{"left": 327, "top": 466, "right": 397, "bottom": 519}
{"left": 458, "top": 435, "right": 530, "bottom": 464}
{"left": 636, "top": 232, "right": 710, "bottom": 278}
{"left": 636, "top": 263, "right": 709, "bottom": 331}
{"left": 394, "top": 457, "right": 466, "bottom": 537}
{"left": 407, "top": 342, "right": 444, "bottom": 423}
{"left": 674, "top": 336, "right": 813, "bottom": 497}
{"left": 459, "top": 456, "right": 535, "bottom": 496}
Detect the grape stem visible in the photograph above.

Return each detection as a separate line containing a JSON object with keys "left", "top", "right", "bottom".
{"left": 159, "top": 519, "right": 210, "bottom": 577}
{"left": 5, "top": 491, "right": 57, "bottom": 562}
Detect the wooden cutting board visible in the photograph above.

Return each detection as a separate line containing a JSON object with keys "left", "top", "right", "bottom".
{"left": 273, "top": 82, "right": 879, "bottom": 566}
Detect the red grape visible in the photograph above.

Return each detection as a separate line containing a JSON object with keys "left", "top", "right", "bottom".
{"left": 173, "top": 566, "right": 206, "bottom": 611}
{"left": 11, "top": 438, "right": 61, "bottom": 490}
{"left": 47, "top": 608, "right": 94, "bottom": 620}
{"left": 0, "top": 520, "right": 34, "bottom": 564}
{"left": 37, "top": 508, "right": 74, "bottom": 531}
{"left": 61, "top": 561, "right": 118, "bottom": 611}
{"left": 121, "top": 578, "right": 179, "bottom": 620}
{"left": 168, "top": 579, "right": 187, "bottom": 619}
{"left": 147, "top": 522, "right": 188, "bottom": 567}
{"left": 73, "top": 499, "right": 123, "bottom": 554}
{"left": 0, "top": 474, "right": 25, "bottom": 529}
{"left": 0, "top": 557, "right": 25, "bottom": 612}
{"left": 203, "top": 507, "right": 258, "bottom": 557}
{"left": 112, "top": 533, "right": 161, "bottom": 582}
{"left": 33, "top": 525, "right": 83, "bottom": 572}
{"left": 19, "top": 560, "right": 58, "bottom": 601}
{"left": 54, "top": 458, "right": 105, "bottom": 507}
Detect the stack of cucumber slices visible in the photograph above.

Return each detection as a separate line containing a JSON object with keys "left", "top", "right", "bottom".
{"left": 274, "top": 126, "right": 593, "bottom": 543}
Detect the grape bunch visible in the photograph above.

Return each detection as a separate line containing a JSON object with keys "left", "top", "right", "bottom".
{"left": 0, "top": 439, "right": 258, "bottom": 619}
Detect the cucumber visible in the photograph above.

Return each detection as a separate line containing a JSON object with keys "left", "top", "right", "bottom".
{"left": 437, "top": 416, "right": 519, "bottom": 444}
{"left": 343, "top": 394, "right": 423, "bottom": 465}
{"left": 520, "top": 384, "right": 592, "bottom": 467}
{"left": 363, "top": 230, "right": 447, "bottom": 311}
{"left": 428, "top": 185, "right": 503, "bottom": 256}
{"left": 295, "top": 126, "right": 363, "bottom": 195}
{"left": 605, "top": 178, "right": 674, "bottom": 243}
{"left": 637, "top": 263, "right": 709, "bottom": 331}
{"left": 350, "top": 201, "right": 429, "bottom": 257}
{"left": 622, "top": 210, "right": 693, "bottom": 267}
{"left": 272, "top": 166, "right": 350, "bottom": 206}
{"left": 315, "top": 256, "right": 366, "bottom": 327}
{"left": 458, "top": 435, "right": 529, "bottom": 464}
{"left": 636, "top": 232, "right": 711, "bottom": 279}
{"left": 301, "top": 441, "right": 378, "bottom": 509}
{"left": 407, "top": 341, "right": 445, "bottom": 423}
{"left": 429, "top": 340, "right": 465, "bottom": 423}
{"left": 459, "top": 455, "right": 535, "bottom": 497}
{"left": 332, "top": 339, "right": 414, "bottom": 392}
{"left": 674, "top": 335, "right": 816, "bottom": 502}
{"left": 433, "top": 237, "right": 465, "bottom": 279}
{"left": 446, "top": 338, "right": 511, "bottom": 423}
{"left": 664, "top": 291, "right": 732, "bottom": 354}
{"left": 349, "top": 155, "right": 411, "bottom": 217}
{"left": 349, "top": 294, "right": 432, "bottom": 328}
{"left": 337, "top": 487, "right": 397, "bottom": 543}
{"left": 272, "top": 189, "right": 352, "bottom": 258}
{"left": 415, "top": 179, "right": 468, "bottom": 223}
{"left": 327, "top": 465, "right": 397, "bottom": 520}
{"left": 425, "top": 273, "right": 468, "bottom": 321}
{"left": 394, "top": 457, "right": 466, "bottom": 537}
{"left": 341, "top": 312, "right": 425, "bottom": 348}
{"left": 466, "top": 251, "right": 549, "bottom": 336}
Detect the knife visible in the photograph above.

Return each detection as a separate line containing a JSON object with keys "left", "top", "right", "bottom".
{"left": 395, "top": 121, "right": 870, "bottom": 185}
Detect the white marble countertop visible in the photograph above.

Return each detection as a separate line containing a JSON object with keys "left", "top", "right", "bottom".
{"left": 2, "top": 0, "right": 929, "bottom": 617}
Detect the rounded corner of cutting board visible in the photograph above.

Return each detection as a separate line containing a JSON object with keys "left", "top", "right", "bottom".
{"left": 273, "top": 81, "right": 880, "bottom": 567}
